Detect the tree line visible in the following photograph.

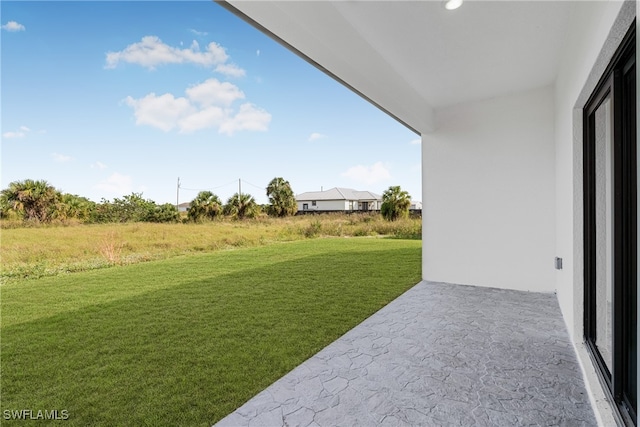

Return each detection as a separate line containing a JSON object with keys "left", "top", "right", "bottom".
{"left": 0, "top": 178, "right": 411, "bottom": 224}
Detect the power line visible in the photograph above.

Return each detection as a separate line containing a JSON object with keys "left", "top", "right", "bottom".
{"left": 179, "top": 179, "right": 238, "bottom": 192}
{"left": 177, "top": 179, "right": 268, "bottom": 208}
{"left": 242, "top": 179, "right": 266, "bottom": 191}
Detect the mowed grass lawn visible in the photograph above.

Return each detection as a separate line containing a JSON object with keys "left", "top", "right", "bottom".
{"left": 2, "top": 238, "right": 421, "bottom": 426}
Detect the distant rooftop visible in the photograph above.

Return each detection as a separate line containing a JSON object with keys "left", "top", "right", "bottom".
{"left": 296, "top": 187, "right": 381, "bottom": 201}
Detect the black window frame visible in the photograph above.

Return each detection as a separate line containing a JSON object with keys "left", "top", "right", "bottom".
{"left": 583, "top": 21, "right": 636, "bottom": 426}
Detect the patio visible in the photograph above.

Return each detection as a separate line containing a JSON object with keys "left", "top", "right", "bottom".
{"left": 215, "top": 281, "right": 596, "bottom": 426}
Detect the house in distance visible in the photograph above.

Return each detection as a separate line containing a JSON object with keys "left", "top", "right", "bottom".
{"left": 296, "top": 187, "right": 381, "bottom": 213}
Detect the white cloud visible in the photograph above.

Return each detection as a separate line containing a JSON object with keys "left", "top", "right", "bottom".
{"left": 3, "top": 125, "right": 31, "bottom": 139}
{"left": 410, "top": 138, "right": 421, "bottom": 145}
{"left": 125, "top": 93, "right": 194, "bottom": 132}
{"left": 214, "top": 63, "right": 246, "bottom": 78}
{"left": 218, "top": 103, "right": 271, "bottom": 136}
{"left": 105, "top": 36, "right": 228, "bottom": 70}
{"left": 190, "top": 29, "right": 208, "bottom": 36}
{"left": 256, "top": 50, "right": 261, "bottom": 57}
{"left": 308, "top": 132, "right": 326, "bottom": 142}
{"left": 341, "top": 161, "right": 392, "bottom": 185}
{"left": 52, "top": 153, "right": 73, "bottom": 163}
{"left": 185, "top": 78, "right": 244, "bottom": 107}
{"left": 91, "top": 161, "right": 108, "bottom": 170}
{"left": 124, "top": 79, "right": 271, "bottom": 135}
{"left": 178, "top": 106, "right": 227, "bottom": 133}
{"left": 3, "top": 131, "right": 25, "bottom": 139}
{"left": 2, "top": 21, "right": 25, "bottom": 32}
{"left": 95, "top": 173, "right": 132, "bottom": 195}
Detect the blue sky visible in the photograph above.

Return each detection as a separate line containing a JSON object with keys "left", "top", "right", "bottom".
{"left": 1, "top": 1, "right": 420, "bottom": 205}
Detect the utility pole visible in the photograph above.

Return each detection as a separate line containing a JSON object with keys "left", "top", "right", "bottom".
{"left": 239, "top": 178, "right": 242, "bottom": 198}
{"left": 176, "top": 177, "right": 181, "bottom": 210}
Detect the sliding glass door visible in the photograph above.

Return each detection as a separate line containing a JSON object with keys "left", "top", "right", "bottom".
{"left": 584, "top": 23, "right": 636, "bottom": 425}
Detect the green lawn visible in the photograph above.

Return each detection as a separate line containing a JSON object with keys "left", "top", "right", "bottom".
{"left": 1, "top": 238, "right": 421, "bottom": 426}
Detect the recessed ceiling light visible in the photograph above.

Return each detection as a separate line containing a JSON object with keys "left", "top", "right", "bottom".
{"left": 444, "top": 0, "right": 463, "bottom": 10}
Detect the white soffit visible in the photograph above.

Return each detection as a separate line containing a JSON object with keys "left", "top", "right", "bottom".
{"left": 219, "top": 1, "right": 574, "bottom": 134}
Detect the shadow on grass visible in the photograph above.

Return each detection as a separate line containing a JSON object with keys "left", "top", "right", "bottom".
{"left": 2, "top": 246, "right": 420, "bottom": 426}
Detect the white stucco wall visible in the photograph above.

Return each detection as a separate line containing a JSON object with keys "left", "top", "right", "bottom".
{"left": 554, "top": 0, "right": 627, "bottom": 342}
{"left": 297, "top": 200, "right": 348, "bottom": 211}
{"left": 422, "top": 86, "right": 556, "bottom": 292}
{"left": 553, "top": 3, "right": 631, "bottom": 424}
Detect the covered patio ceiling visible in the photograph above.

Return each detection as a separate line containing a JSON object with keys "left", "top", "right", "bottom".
{"left": 218, "top": 1, "right": 574, "bottom": 133}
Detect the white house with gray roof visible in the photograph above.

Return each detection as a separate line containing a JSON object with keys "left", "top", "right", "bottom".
{"left": 296, "top": 187, "right": 381, "bottom": 212}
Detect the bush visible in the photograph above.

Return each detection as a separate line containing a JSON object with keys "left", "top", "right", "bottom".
{"left": 147, "top": 203, "right": 180, "bottom": 223}
{"left": 303, "top": 220, "right": 322, "bottom": 238}
{"left": 91, "top": 193, "right": 158, "bottom": 223}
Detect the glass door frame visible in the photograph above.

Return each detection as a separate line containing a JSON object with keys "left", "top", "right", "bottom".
{"left": 583, "top": 22, "right": 636, "bottom": 426}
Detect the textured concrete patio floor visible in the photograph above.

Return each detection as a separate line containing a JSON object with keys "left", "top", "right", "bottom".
{"left": 215, "top": 281, "right": 596, "bottom": 426}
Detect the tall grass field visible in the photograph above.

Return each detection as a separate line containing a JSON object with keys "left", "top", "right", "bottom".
{"left": 1, "top": 214, "right": 421, "bottom": 282}
{"left": 1, "top": 216, "right": 421, "bottom": 426}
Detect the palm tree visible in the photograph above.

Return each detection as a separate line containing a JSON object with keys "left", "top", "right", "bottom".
{"left": 187, "top": 191, "right": 222, "bottom": 222}
{"left": 224, "top": 193, "right": 259, "bottom": 219}
{"left": 266, "top": 177, "right": 297, "bottom": 217}
{"left": 0, "top": 179, "right": 60, "bottom": 222}
{"left": 381, "top": 185, "right": 411, "bottom": 221}
{"left": 55, "top": 193, "right": 96, "bottom": 221}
